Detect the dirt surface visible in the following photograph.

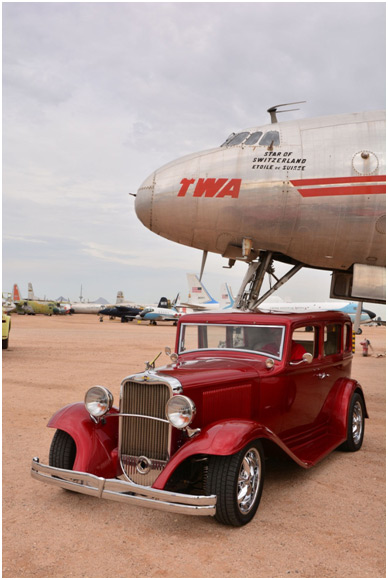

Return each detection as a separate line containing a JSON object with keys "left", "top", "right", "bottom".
{"left": 2, "top": 314, "right": 386, "bottom": 578}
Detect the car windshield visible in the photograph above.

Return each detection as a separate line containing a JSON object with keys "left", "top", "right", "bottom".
{"left": 179, "top": 324, "right": 285, "bottom": 360}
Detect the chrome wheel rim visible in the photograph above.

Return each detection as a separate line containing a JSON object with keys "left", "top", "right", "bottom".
{"left": 237, "top": 447, "right": 261, "bottom": 514}
{"left": 352, "top": 401, "right": 363, "bottom": 445}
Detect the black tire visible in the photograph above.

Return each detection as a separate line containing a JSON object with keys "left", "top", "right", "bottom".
{"left": 339, "top": 393, "right": 365, "bottom": 452}
{"left": 206, "top": 440, "right": 265, "bottom": 526}
{"left": 49, "top": 429, "right": 76, "bottom": 469}
{"left": 2, "top": 338, "right": 9, "bottom": 350}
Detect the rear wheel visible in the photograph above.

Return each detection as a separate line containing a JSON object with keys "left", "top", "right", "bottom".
{"left": 206, "top": 441, "right": 264, "bottom": 526}
{"left": 49, "top": 429, "right": 76, "bottom": 469}
{"left": 339, "top": 393, "right": 365, "bottom": 452}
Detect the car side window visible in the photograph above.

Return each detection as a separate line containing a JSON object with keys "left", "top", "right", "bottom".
{"left": 324, "top": 324, "right": 342, "bottom": 356}
{"left": 343, "top": 323, "right": 352, "bottom": 353}
{"left": 291, "top": 326, "right": 318, "bottom": 360}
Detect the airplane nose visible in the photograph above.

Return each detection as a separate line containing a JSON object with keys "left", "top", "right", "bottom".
{"left": 135, "top": 172, "right": 155, "bottom": 230}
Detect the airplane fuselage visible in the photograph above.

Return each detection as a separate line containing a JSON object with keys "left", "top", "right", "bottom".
{"left": 135, "top": 111, "right": 385, "bottom": 274}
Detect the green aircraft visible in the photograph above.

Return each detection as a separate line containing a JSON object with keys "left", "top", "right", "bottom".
{"left": 12, "top": 284, "right": 67, "bottom": 315}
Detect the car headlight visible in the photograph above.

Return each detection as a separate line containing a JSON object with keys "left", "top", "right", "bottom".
{"left": 166, "top": 395, "right": 196, "bottom": 429}
{"left": 84, "top": 386, "right": 113, "bottom": 418}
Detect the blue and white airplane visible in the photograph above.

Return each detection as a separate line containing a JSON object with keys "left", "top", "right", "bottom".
{"left": 136, "top": 297, "right": 180, "bottom": 325}
{"left": 259, "top": 299, "right": 376, "bottom": 324}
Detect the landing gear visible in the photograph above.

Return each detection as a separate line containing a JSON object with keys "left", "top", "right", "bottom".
{"left": 234, "top": 251, "right": 302, "bottom": 311}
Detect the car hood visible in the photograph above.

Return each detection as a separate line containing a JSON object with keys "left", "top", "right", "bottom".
{"left": 154, "top": 356, "right": 264, "bottom": 392}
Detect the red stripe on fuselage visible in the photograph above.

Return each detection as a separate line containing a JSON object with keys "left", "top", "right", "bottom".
{"left": 291, "top": 175, "right": 386, "bottom": 197}
{"left": 291, "top": 175, "right": 385, "bottom": 187}
{"left": 296, "top": 185, "right": 386, "bottom": 198}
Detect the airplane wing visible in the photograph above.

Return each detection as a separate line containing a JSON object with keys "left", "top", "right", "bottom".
{"left": 175, "top": 301, "right": 210, "bottom": 311}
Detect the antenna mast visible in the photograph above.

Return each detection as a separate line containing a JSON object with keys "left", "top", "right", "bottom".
{"left": 267, "top": 101, "right": 306, "bottom": 124}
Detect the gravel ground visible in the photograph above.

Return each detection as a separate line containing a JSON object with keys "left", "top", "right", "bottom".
{"left": 2, "top": 314, "right": 386, "bottom": 578}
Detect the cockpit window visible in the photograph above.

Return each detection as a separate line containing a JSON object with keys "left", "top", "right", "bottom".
{"left": 226, "top": 132, "right": 250, "bottom": 146}
{"left": 244, "top": 131, "right": 263, "bottom": 145}
{"left": 221, "top": 130, "right": 279, "bottom": 148}
{"left": 259, "top": 131, "right": 280, "bottom": 146}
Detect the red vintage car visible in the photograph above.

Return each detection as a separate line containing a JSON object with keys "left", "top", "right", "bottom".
{"left": 32, "top": 311, "right": 367, "bottom": 526}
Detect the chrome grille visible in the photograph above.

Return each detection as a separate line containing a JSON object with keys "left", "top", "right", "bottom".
{"left": 119, "top": 378, "right": 172, "bottom": 486}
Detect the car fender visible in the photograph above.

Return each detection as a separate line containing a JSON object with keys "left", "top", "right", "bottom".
{"left": 153, "top": 419, "right": 306, "bottom": 490}
{"left": 323, "top": 378, "right": 368, "bottom": 438}
{"left": 47, "top": 403, "right": 120, "bottom": 478}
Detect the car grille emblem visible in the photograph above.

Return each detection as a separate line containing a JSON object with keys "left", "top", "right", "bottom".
{"left": 136, "top": 456, "right": 152, "bottom": 475}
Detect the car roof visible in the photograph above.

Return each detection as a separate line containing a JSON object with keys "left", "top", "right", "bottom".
{"left": 178, "top": 310, "right": 351, "bottom": 327}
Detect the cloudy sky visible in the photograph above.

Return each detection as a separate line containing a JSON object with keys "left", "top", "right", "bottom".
{"left": 3, "top": 2, "right": 386, "bottom": 315}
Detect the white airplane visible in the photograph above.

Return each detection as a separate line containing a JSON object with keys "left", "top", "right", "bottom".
{"left": 70, "top": 301, "right": 108, "bottom": 314}
{"left": 2, "top": 292, "right": 15, "bottom": 313}
{"left": 69, "top": 285, "right": 110, "bottom": 314}
{"left": 258, "top": 299, "right": 376, "bottom": 324}
{"left": 135, "top": 105, "right": 386, "bottom": 309}
{"left": 178, "top": 274, "right": 234, "bottom": 311}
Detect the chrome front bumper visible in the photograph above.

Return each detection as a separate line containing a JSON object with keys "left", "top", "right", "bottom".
{"left": 31, "top": 458, "right": 216, "bottom": 516}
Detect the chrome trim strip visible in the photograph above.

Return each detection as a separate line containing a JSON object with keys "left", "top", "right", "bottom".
{"left": 117, "top": 413, "right": 169, "bottom": 423}
{"left": 31, "top": 458, "right": 216, "bottom": 516}
{"left": 121, "top": 371, "right": 183, "bottom": 394}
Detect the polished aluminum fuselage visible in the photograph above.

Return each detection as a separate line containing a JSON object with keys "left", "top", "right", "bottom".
{"left": 135, "top": 111, "right": 385, "bottom": 271}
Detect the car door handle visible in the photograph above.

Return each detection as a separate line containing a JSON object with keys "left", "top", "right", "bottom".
{"left": 315, "top": 372, "right": 330, "bottom": 379}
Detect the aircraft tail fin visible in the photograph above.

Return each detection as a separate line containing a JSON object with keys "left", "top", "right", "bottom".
{"left": 12, "top": 284, "right": 21, "bottom": 302}
{"left": 28, "top": 282, "right": 36, "bottom": 300}
{"left": 186, "top": 274, "right": 217, "bottom": 305}
{"left": 220, "top": 283, "right": 235, "bottom": 309}
{"left": 158, "top": 297, "right": 169, "bottom": 308}
{"left": 116, "top": 291, "right": 125, "bottom": 304}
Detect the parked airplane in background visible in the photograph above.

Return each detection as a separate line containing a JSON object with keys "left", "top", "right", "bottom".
{"left": 259, "top": 299, "right": 376, "bottom": 324}
{"left": 178, "top": 274, "right": 234, "bottom": 311}
{"left": 2, "top": 292, "right": 15, "bottom": 313}
{"left": 137, "top": 297, "right": 180, "bottom": 325}
{"left": 135, "top": 106, "right": 386, "bottom": 311}
{"left": 99, "top": 304, "right": 142, "bottom": 322}
{"left": 67, "top": 285, "right": 108, "bottom": 314}
{"left": 12, "top": 284, "right": 60, "bottom": 316}
{"left": 27, "top": 283, "right": 71, "bottom": 314}
{"left": 70, "top": 301, "right": 108, "bottom": 314}
{"left": 115, "top": 290, "right": 142, "bottom": 308}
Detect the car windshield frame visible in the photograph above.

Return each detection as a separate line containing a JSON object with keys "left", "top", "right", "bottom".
{"left": 178, "top": 323, "right": 286, "bottom": 361}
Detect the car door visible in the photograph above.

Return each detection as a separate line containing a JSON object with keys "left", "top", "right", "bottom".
{"left": 279, "top": 323, "right": 336, "bottom": 440}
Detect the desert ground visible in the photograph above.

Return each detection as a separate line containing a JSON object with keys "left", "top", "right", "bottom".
{"left": 2, "top": 313, "right": 386, "bottom": 578}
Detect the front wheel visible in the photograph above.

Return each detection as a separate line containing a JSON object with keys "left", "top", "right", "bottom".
{"left": 49, "top": 429, "right": 76, "bottom": 469}
{"left": 339, "top": 393, "right": 365, "bottom": 452}
{"left": 206, "top": 441, "right": 265, "bottom": 526}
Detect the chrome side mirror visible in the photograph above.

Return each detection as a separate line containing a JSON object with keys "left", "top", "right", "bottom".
{"left": 290, "top": 352, "right": 313, "bottom": 366}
